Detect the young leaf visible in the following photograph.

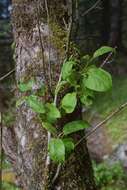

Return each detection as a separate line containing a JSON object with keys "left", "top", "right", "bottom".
{"left": 61, "top": 61, "right": 76, "bottom": 80}
{"left": 93, "top": 46, "right": 115, "bottom": 58}
{"left": 18, "top": 79, "right": 35, "bottom": 92}
{"left": 49, "top": 138, "right": 65, "bottom": 163}
{"left": 26, "top": 95, "right": 45, "bottom": 113}
{"left": 85, "top": 68, "right": 112, "bottom": 92}
{"left": 63, "top": 120, "right": 90, "bottom": 135}
{"left": 46, "top": 103, "right": 61, "bottom": 122}
{"left": 62, "top": 138, "right": 74, "bottom": 154}
{"left": 42, "top": 122, "right": 57, "bottom": 135}
{"left": 61, "top": 92, "right": 77, "bottom": 113}
{"left": 79, "top": 87, "right": 94, "bottom": 106}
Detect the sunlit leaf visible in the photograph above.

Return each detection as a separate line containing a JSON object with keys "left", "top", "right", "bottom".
{"left": 18, "top": 79, "right": 35, "bottom": 92}
{"left": 85, "top": 68, "right": 112, "bottom": 92}
{"left": 93, "top": 46, "right": 115, "bottom": 58}
{"left": 46, "top": 103, "right": 61, "bottom": 123}
{"left": 42, "top": 122, "right": 57, "bottom": 134}
{"left": 49, "top": 138, "right": 65, "bottom": 163}
{"left": 26, "top": 95, "right": 45, "bottom": 113}
{"left": 62, "top": 138, "right": 74, "bottom": 154}
{"left": 61, "top": 92, "right": 77, "bottom": 113}
{"left": 61, "top": 61, "right": 76, "bottom": 80}
{"left": 63, "top": 120, "right": 90, "bottom": 135}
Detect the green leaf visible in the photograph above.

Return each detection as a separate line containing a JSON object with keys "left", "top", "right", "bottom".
{"left": 61, "top": 92, "right": 77, "bottom": 113}
{"left": 18, "top": 79, "right": 35, "bottom": 92}
{"left": 26, "top": 95, "right": 45, "bottom": 113}
{"left": 61, "top": 61, "right": 76, "bottom": 80}
{"left": 80, "top": 88, "right": 94, "bottom": 106}
{"left": 42, "top": 122, "right": 57, "bottom": 134}
{"left": 16, "top": 96, "right": 27, "bottom": 107}
{"left": 46, "top": 103, "right": 61, "bottom": 122}
{"left": 93, "top": 46, "right": 115, "bottom": 58}
{"left": 49, "top": 138, "right": 65, "bottom": 163}
{"left": 67, "top": 71, "right": 77, "bottom": 86}
{"left": 63, "top": 120, "right": 90, "bottom": 135}
{"left": 85, "top": 68, "right": 112, "bottom": 92}
{"left": 62, "top": 138, "right": 74, "bottom": 154}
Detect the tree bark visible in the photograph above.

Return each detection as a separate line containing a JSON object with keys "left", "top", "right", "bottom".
{"left": 101, "top": 0, "right": 110, "bottom": 44}
{"left": 109, "top": 0, "right": 122, "bottom": 47}
{"left": 3, "top": 1, "right": 97, "bottom": 189}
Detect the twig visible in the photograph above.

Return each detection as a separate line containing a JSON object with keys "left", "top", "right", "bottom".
{"left": 0, "top": 69, "right": 15, "bottom": 82}
{"left": 75, "top": 101, "right": 127, "bottom": 147}
{"left": 82, "top": 0, "right": 101, "bottom": 17}
{"left": 52, "top": 164, "right": 61, "bottom": 184}
{"left": 100, "top": 47, "right": 116, "bottom": 68}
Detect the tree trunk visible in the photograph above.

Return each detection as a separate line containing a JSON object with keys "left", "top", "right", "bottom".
{"left": 109, "top": 0, "right": 122, "bottom": 47}
{"left": 3, "top": 1, "right": 97, "bottom": 189}
{"left": 101, "top": 0, "right": 110, "bottom": 44}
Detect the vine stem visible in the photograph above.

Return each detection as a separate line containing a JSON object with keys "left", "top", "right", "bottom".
{"left": 82, "top": 0, "right": 101, "bottom": 16}
{"left": 0, "top": 69, "right": 15, "bottom": 82}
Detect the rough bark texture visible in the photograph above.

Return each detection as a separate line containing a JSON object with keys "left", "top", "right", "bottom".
{"left": 3, "top": 0, "right": 97, "bottom": 189}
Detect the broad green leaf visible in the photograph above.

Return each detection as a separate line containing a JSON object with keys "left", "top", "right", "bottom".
{"left": 49, "top": 138, "right": 65, "bottom": 163}
{"left": 42, "top": 122, "right": 57, "bottom": 134}
{"left": 80, "top": 90, "right": 94, "bottom": 106}
{"left": 85, "top": 68, "right": 112, "bottom": 92}
{"left": 61, "top": 61, "right": 76, "bottom": 80}
{"left": 67, "top": 71, "right": 77, "bottom": 86}
{"left": 26, "top": 95, "right": 45, "bottom": 113}
{"left": 79, "top": 87, "right": 94, "bottom": 106}
{"left": 62, "top": 138, "right": 74, "bottom": 154}
{"left": 18, "top": 79, "right": 35, "bottom": 92}
{"left": 16, "top": 96, "right": 27, "bottom": 107}
{"left": 46, "top": 103, "right": 61, "bottom": 122}
{"left": 61, "top": 92, "right": 77, "bottom": 113}
{"left": 63, "top": 120, "right": 90, "bottom": 135}
{"left": 93, "top": 46, "right": 115, "bottom": 58}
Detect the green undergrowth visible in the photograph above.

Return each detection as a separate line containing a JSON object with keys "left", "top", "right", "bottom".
{"left": 91, "top": 76, "right": 127, "bottom": 145}
{"left": 2, "top": 182, "right": 20, "bottom": 190}
{"left": 93, "top": 162, "right": 127, "bottom": 190}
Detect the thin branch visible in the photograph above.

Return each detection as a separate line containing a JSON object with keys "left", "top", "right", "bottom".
{"left": 82, "top": 0, "right": 101, "bottom": 17}
{"left": 52, "top": 164, "right": 61, "bottom": 184}
{"left": 0, "top": 69, "right": 15, "bottom": 82}
{"left": 75, "top": 101, "right": 127, "bottom": 147}
{"left": 100, "top": 47, "right": 117, "bottom": 68}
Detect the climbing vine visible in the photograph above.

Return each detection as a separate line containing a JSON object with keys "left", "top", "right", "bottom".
{"left": 17, "top": 46, "right": 115, "bottom": 164}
